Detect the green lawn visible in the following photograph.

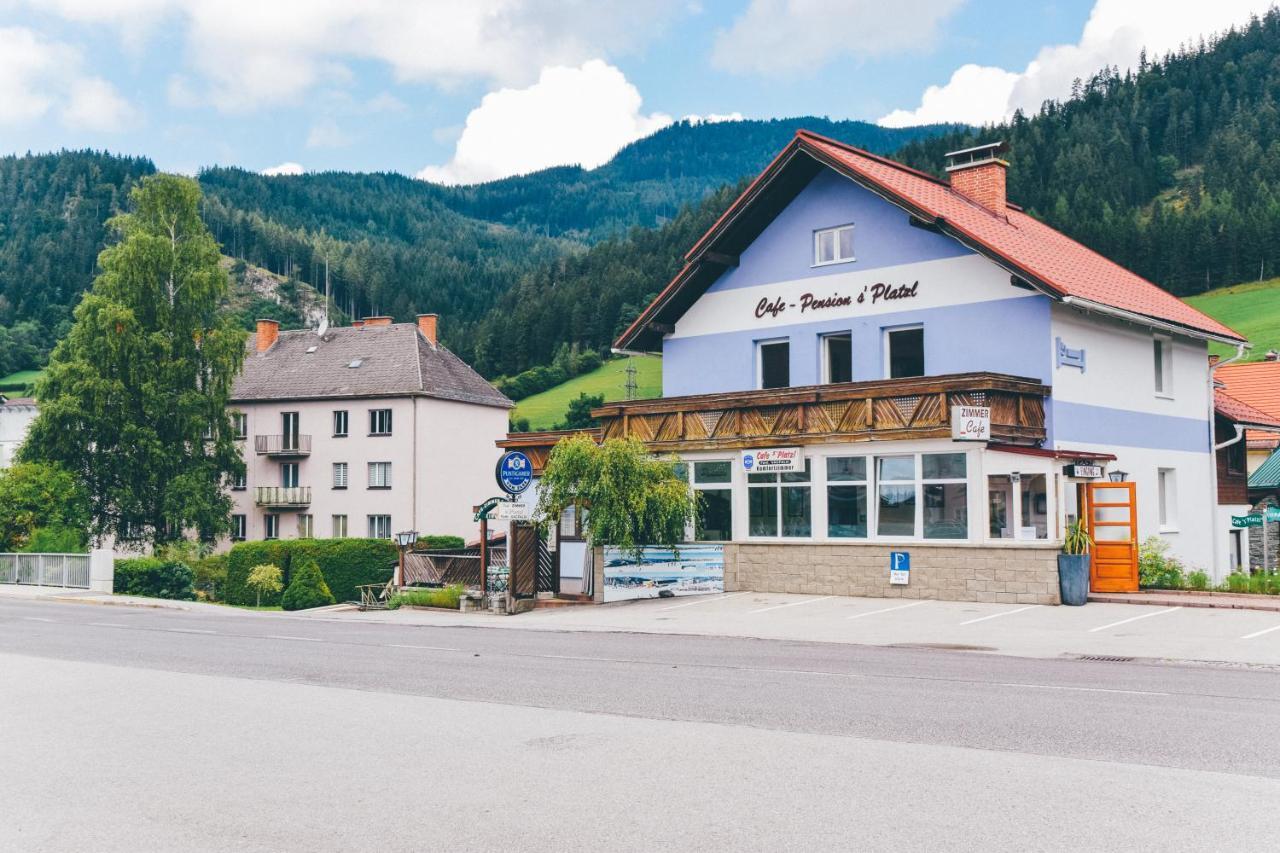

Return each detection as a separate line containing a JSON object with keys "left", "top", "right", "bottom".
{"left": 0, "top": 369, "right": 44, "bottom": 394}
{"left": 1187, "top": 278, "right": 1280, "bottom": 360}
{"left": 511, "top": 355, "right": 662, "bottom": 429}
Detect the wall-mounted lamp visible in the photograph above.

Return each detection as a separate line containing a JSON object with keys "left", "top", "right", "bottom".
{"left": 1107, "top": 470, "right": 1128, "bottom": 483}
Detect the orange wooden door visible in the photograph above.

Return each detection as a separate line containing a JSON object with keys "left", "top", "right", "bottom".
{"left": 1086, "top": 482, "right": 1138, "bottom": 593}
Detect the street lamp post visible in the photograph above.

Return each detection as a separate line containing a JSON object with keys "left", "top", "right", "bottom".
{"left": 394, "top": 530, "right": 418, "bottom": 588}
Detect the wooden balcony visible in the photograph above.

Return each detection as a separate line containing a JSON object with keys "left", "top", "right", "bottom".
{"left": 254, "top": 486, "right": 312, "bottom": 508}
{"left": 254, "top": 434, "right": 312, "bottom": 457}
{"left": 591, "top": 372, "right": 1049, "bottom": 452}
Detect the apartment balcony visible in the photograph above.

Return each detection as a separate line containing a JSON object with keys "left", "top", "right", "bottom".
{"left": 590, "top": 372, "right": 1049, "bottom": 452}
{"left": 254, "top": 486, "right": 311, "bottom": 508}
{"left": 254, "top": 434, "right": 312, "bottom": 457}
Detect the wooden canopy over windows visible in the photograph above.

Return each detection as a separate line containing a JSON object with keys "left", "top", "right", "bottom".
{"left": 591, "top": 372, "right": 1048, "bottom": 453}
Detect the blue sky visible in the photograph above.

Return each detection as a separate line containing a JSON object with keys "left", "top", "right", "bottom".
{"left": 0, "top": 1, "right": 1271, "bottom": 182}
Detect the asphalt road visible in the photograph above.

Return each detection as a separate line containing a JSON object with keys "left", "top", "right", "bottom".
{"left": 2, "top": 598, "right": 1279, "bottom": 852}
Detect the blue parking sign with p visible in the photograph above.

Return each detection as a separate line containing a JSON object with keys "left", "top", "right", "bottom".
{"left": 889, "top": 551, "right": 910, "bottom": 585}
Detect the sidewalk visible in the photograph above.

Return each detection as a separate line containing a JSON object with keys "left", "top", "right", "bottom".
{"left": 1, "top": 584, "right": 221, "bottom": 612}
{"left": 298, "top": 592, "right": 1280, "bottom": 667}
{"left": 1089, "top": 590, "right": 1280, "bottom": 612}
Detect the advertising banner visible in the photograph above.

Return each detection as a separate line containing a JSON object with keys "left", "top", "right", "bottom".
{"left": 741, "top": 447, "right": 803, "bottom": 474}
{"left": 950, "top": 405, "right": 991, "bottom": 441}
{"left": 602, "top": 545, "right": 724, "bottom": 602}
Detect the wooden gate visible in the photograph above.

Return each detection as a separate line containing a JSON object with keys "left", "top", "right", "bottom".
{"left": 509, "top": 521, "right": 539, "bottom": 599}
{"left": 1086, "top": 482, "right": 1139, "bottom": 593}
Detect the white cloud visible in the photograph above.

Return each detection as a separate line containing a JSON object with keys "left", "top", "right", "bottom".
{"left": 880, "top": 0, "right": 1275, "bottom": 127}
{"left": 23, "top": 0, "right": 686, "bottom": 112}
{"left": 418, "top": 60, "right": 673, "bottom": 185}
{"left": 305, "top": 118, "right": 353, "bottom": 149}
{"left": 262, "top": 162, "right": 305, "bottom": 176}
{"left": 0, "top": 26, "right": 135, "bottom": 131}
{"left": 712, "top": 0, "right": 965, "bottom": 75}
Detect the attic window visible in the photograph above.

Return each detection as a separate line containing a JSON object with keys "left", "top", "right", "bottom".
{"left": 348, "top": 358, "right": 363, "bottom": 369}
{"left": 306, "top": 346, "right": 318, "bottom": 354}
{"left": 814, "top": 224, "right": 855, "bottom": 266}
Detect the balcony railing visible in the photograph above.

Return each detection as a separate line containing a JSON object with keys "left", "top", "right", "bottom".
{"left": 590, "top": 372, "right": 1049, "bottom": 451}
{"left": 254, "top": 486, "right": 312, "bottom": 508}
{"left": 254, "top": 434, "right": 312, "bottom": 456}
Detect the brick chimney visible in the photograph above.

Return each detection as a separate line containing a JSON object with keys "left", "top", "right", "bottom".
{"left": 362, "top": 316, "right": 392, "bottom": 327}
{"left": 946, "top": 141, "right": 1009, "bottom": 214}
{"left": 416, "top": 313, "right": 439, "bottom": 345}
{"left": 255, "top": 319, "right": 279, "bottom": 352}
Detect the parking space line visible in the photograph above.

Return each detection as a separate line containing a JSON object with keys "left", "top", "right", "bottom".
{"left": 163, "top": 628, "right": 216, "bottom": 635}
{"left": 1241, "top": 623, "right": 1280, "bottom": 640}
{"left": 749, "top": 596, "right": 833, "bottom": 615}
{"left": 264, "top": 635, "right": 323, "bottom": 642}
{"left": 387, "top": 643, "right": 463, "bottom": 652}
{"left": 22, "top": 617, "right": 54, "bottom": 623}
{"left": 659, "top": 592, "right": 750, "bottom": 611}
{"left": 1087, "top": 607, "right": 1180, "bottom": 633}
{"left": 960, "top": 605, "right": 1040, "bottom": 626}
{"left": 846, "top": 600, "right": 927, "bottom": 620}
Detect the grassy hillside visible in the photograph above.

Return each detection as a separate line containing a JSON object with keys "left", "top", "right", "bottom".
{"left": 0, "top": 369, "right": 43, "bottom": 395}
{"left": 511, "top": 356, "right": 662, "bottom": 429}
{"left": 1186, "top": 278, "right": 1280, "bottom": 360}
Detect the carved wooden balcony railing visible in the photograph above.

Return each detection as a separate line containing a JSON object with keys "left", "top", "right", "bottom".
{"left": 590, "top": 372, "right": 1049, "bottom": 452}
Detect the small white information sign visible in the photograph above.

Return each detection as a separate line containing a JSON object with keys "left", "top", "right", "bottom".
{"left": 494, "top": 501, "right": 531, "bottom": 521}
{"left": 950, "top": 405, "right": 991, "bottom": 442}
{"left": 741, "top": 447, "right": 804, "bottom": 474}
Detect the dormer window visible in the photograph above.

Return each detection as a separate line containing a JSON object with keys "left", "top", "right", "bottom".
{"left": 814, "top": 224, "right": 855, "bottom": 266}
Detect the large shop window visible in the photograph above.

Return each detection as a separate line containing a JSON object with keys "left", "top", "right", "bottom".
{"left": 822, "top": 333, "right": 853, "bottom": 384}
{"left": 876, "top": 453, "right": 968, "bottom": 538}
{"left": 885, "top": 326, "right": 924, "bottom": 379}
{"left": 757, "top": 339, "right": 790, "bottom": 390}
{"left": 748, "top": 460, "right": 811, "bottom": 537}
{"left": 987, "top": 473, "right": 1047, "bottom": 540}
{"left": 827, "top": 456, "right": 867, "bottom": 538}
{"left": 814, "top": 224, "right": 855, "bottom": 265}
{"left": 692, "top": 461, "right": 733, "bottom": 541}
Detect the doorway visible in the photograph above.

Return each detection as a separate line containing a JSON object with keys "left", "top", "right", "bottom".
{"left": 1085, "top": 482, "right": 1138, "bottom": 592}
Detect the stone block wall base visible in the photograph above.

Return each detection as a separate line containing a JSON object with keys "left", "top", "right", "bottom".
{"left": 722, "top": 543, "right": 1061, "bottom": 605}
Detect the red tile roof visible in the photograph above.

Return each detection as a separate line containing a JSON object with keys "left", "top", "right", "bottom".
{"left": 617, "top": 130, "right": 1245, "bottom": 349}
{"left": 1215, "top": 388, "right": 1280, "bottom": 430}
{"left": 1217, "top": 361, "right": 1280, "bottom": 448}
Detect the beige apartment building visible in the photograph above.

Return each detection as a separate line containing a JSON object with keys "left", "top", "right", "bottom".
{"left": 227, "top": 314, "right": 512, "bottom": 544}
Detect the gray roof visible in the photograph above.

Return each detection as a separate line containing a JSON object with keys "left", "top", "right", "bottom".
{"left": 232, "top": 323, "right": 512, "bottom": 409}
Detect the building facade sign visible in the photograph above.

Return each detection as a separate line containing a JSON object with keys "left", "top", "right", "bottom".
{"left": 950, "top": 406, "right": 991, "bottom": 442}
{"left": 1064, "top": 463, "right": 1104, "bottom": 479}
{"left": 494, "top": 501, "right": 531, "bottom": 521}
{"left": 754, "top": 281, "right": 920, "bottom": 320}
{"left": 741, "top": 447, "right": 803, "bottom": 474}
{"left": 889, "top": 551, "right": 910, "bottom": 585}
{"left": 495, "top": 451, "right": 533, "bottom": 495}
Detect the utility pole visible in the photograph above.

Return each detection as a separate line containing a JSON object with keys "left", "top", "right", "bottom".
{"left": 624, "top": 359, "right": 638, "bottom": 401}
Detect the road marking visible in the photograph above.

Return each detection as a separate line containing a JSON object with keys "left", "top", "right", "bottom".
{"left": 659, "top": 592, "right": 750, "bottom": 611}
{"left": 960, "top": 605, "right": 1041, "bottom": 626}
{"left": 22, "top": 616, "right": 54, "bottom": 623}
{"left": 994, "top": 681, "right": 1171, "bottom": 697}
{"left": 1087, "top": 607, "right": 1181, "bottom": 633}
{"left": 846, "top": 601, "right": 927, "bottom": 620}
{"left": 88, "top": 622, "right": 131, "bottom": 628}
{"left": 163, "top": 628, "right": 216, "bottom": 635}
{"left": 1241, "top": 623, "right": 1280, "bottom": 640}
{"left": 387, "top": 643, "right": 463, "bottom": 652}
{"left": 749, "top": 596, "right": 833, "bottom": 615}
{"left": 264, "top": 635, "right": 323, "bottom": 643}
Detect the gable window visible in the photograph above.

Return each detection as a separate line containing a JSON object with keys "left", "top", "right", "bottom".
{"left": 691, "top": 461, "right": 733, "bottom": 541}
{"left": 369, "top": 408, "right": 393, "bottom": 436}
{"left": 757, "top": 339, "right": 790, "bottom": 390}
{"left": 333, "top": 410, "right": 349, "bottom": 437}
{"left": 814, "top": 224, "right": 855, "bottom": 266}
{"left": 1153, "top": 335, "right": 1173, "bottom": 396}
{"left": 822, "top": 332, "right": 853, "bottom": 384}
{"left": 368, "top": 461, "right": 392, "bottom": 489}
{"left": 885, "top": 325, "right": 924, "bottom": 379}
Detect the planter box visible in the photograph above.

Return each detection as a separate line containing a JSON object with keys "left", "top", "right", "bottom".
{"left": 1057, "top": 554, "right": 1089, "bottom": 606}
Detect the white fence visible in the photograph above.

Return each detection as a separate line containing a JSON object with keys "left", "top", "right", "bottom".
{"left": 0, "top": 551, "right": 113, "bottom": 592}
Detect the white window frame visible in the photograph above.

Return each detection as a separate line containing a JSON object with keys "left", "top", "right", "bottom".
{"left": 985, "top": 471, "right": 1049, "bottom": 542}
{"left": 746, "top": 459, "right": 812, "bottom": 539}
{"left": 1158, "top": 467, "right": 1178, "bottom": 531}
{"left": 825, "top": 455, "right": 869, "bottom": 539}
{"left": 369, "top": 408, "right": 393, "bottom": 436}
{"left": 883, "top": 324, "right": 925, "bottom": 380}
{"left": 230, "top": 471, "right": 246, "bottom": 491}
{"left": 1153, "top": 334, "right": 1173, "bottom": 398}
{"left": 232, "top": 412, "right": 247, "bottom": 440}
{"left": 231, "top": 514, "right": 246, "bottom": 541}
{"left": 264, "top": 514, "right": 279, "bottom": 540}
{"left": 332, "top": 462, "right": 348, "bottom": 489}
{"left": 813, "top": 224, "right": 856, "bottom": 267}
{"left": 280, "top": 462, "right": 299, "bottom": 488}
{"left": 820, "top": 331, "right": 853, "bottom": 385}
{"left": 690, "top": 460, "right": 734, "bottom": 542}
{"left": 367, "top": 514, "right": 391, "bottom": 539}
{"left": 332, "top": 514, "right": 348, "bottom": 538}
{"left": 333, "top": 410, "right": 349, "bottom": 437}
{"left": 368, "top": 461, "right": 392, "bottom": 489}
{"left": 298, "top": 513, "right": 314, "bottom": 539}
{"left": 756, "top": 338, "right": 790, "bottom": 390}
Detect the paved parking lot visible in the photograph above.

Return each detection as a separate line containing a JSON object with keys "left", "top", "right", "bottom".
{"left": 323, "top": 592, "right": 1280, "bottom": 667}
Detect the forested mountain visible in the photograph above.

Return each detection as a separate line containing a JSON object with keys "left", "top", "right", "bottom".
{"left": 896, "top": 8, "right": 1280, "bottom": 297}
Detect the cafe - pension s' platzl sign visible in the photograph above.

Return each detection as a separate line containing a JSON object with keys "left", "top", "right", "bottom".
{"left": 755, "top": 281, "right": 920, "bottom": 319}
{"left": 741, "top": 447, "right": 804, "bottom": 474}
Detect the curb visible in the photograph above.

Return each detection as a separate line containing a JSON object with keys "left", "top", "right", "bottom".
{"left": 1088, "top": 592, "right": 1280, "bottom": 613}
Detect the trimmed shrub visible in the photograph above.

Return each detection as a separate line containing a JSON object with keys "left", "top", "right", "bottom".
{"left": 224, "top": 537, "right": 400, "bottom": 605}
{"left": 281, "top": 556, "right": 335, "bottom": 610}
{"left": 225, "top": 541, "right": 291, "bottom": 606}
{"left": 114, "top": 558, "right": 196, "bottom": 600}
{"left": 415, "top": 535, "right": 465, "bottom": 551}
{"left": 192, "top": 554, "right": 229, "bottom": 601}
{"left": 245, "top": 564, "right": 283, "bottom": 606}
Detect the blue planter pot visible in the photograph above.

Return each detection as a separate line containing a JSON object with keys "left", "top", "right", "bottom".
{"left": 1058, "top": 554, "right": 1090, "bottom": 606}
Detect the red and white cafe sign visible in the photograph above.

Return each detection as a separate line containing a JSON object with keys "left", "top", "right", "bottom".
{"left": 740, "top": 446, "right": 804, "bottom": 474}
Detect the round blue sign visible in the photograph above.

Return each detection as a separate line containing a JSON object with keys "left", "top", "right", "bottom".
{"left": 496, "top": 450, "right": 533, "bottom": 495}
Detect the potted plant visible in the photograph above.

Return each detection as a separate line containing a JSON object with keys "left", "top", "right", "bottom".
{"left": 1058, "top": 520, "right": 1091, "bottom": 606}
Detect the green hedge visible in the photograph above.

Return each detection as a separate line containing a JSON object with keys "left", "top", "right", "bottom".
{"left": 224, "top": 538, "right": 398, "bottom": 605}
{"left": 415, "top": 535, "right": 465, "bottom": 550}
{"left": 281, "top": 556, "right": 336, "bottom": 610}
{"left": 114, "top": 558, "right": 196, "bottom": 600}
